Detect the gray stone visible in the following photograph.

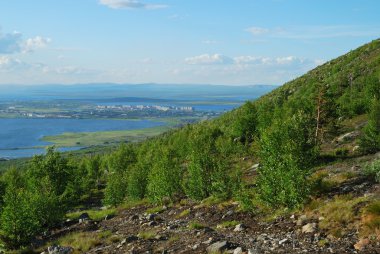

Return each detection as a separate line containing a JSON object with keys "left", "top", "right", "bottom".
{"left": 192, "top": 244, "right": 200, "bottom": 250}
{"left": 248, "top": 248, "right": 260, "bottom": 254}
{"left": 233, "top": 224, "right": 246, "bottom": 232}
{"left": 296, "top": 215, "right": 307, "bottom": 226}
{"left": 47, "top": 245, "right": 73, "bottom": 254}
{"left": 203, "top": 237, "right": 214, "bottom": 245}
{"left": 206, "top": 241, "right": 229, "bottom": 253}
{"left": 146, "top": 214, "right": 156, "bottom": 221}
{"left": 78, "top": 212, "right": 90, "bottom": 223}
{"left": 302, "top": 223, "right": 317, "bottom": 234}
{"left": 233, "top": 247, "right": 243, "bottom": 254}
{"left": 336, "top": 131, "right": 360, "bottom": 143}
{"left": 129, "top": 214, "right": 139, "bottom": 221}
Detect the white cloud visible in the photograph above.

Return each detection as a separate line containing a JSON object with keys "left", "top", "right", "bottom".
{"left": 245, "top": 26, "right": 269, "bottom": 36}
{"left": 23, "top": 36, "right": 51, "bottom": 53}
{"left": 185, "top": 54, "right": 233, "bottom": 65}
{"left": 99, "top": 0, "right": 168, "bottom": 10}
{"left": 0, "top": 56, "right": 29, "bottom": 71}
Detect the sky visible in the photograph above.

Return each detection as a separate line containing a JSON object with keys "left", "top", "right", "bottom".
{"left": 0, "top": 0, "right": 379, "bottom": 86}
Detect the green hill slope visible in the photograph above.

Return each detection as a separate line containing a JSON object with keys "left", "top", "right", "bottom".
{"left": 1, "top": 39, "right": 380, "bottom": 252}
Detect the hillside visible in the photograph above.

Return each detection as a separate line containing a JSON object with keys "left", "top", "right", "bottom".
{"left": 0, "top": 39, "right": 380, "bottom": 254}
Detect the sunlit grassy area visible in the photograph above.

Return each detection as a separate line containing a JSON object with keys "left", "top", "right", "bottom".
{"left": 66, "top": 208, "right": 116, "bottom": 221}
{"left": 42, "top": 125, "right": 171, "bottom": 147}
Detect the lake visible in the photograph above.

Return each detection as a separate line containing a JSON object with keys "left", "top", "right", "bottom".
{"left": 0, "top": 118, "right": 164, "bottom": 159}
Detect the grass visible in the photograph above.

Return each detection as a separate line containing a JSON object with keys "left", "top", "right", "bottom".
{"left": 42, "top": 125, "right": 172, "bottom": 147}
{"left": 360, "top": 200, "right": 380, "bottom": 239}
{"left": 138, "top": 230, "right": 157, "bottom": 240}
{"left": 363, "top": 159, "right": 380, "bottom": 182}
{"left": 66, "top": 208, "right": 116, "bottom": 221}
{"left": 316, "top": 195, "right": 368, "bottom": 238}
{"left": 146, "top": 206, "right": 166, "bottom": 214}
{"left": 168, "top": 235, "right": 180, "bottom": 243}
{"left": 54, "top": 231, "right": 104, "bottom": 253}
{"left": 188, "top": 220, "right": 206, "bottom": 230}
{"left": 176, "top": 209, "right": 190, "bottom": 218}
{"left": 216, "top": 220, "right": 240, "bottom": 229}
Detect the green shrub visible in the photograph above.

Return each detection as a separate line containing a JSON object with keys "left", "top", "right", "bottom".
{"left": 257, "top": 111, "right": 317, "bottom": 208}
{"left": 103, "top": 172, "right": 127, "bottom": 206}
{"left": 363, "top": 160, "right": 380, "bottom": 183}
{"left": 147, "top": 150, "right": 182, "bottom": 203}
{"left": 360, "top": 98, "right": 380, "bottom": 154}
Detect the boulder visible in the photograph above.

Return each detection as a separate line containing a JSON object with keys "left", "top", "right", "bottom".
{"left": 302, "top": 223, "right": 317, "bottom": 234}
{"left": 296, "top": 215, "right": 307, "bottom": 226}
{"left": 206, "top": 241, "right": 229, "bottom": 253}
{"left": 233, "top": 247, "right": 243, "bottom": 254}
{"left": 354, "top": 238, "right": 370, "bottom": 251}
{"left": 47, "top": 245, "right": 73, "bottom": 254}
{"left": 336, "top": 131, "right": 360, "bottom": 143}
{"left": 78, "top": 213, "right": 90, "bottom": 223}
{"left": 233, "top": 224, "right": 246, "bottom": 232}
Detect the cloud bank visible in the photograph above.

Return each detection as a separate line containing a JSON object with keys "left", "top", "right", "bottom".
{"left": 99, "top": 0, "right": 168, "bottom": 10}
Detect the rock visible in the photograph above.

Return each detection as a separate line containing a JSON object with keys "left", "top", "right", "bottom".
{"left": 78, "top": 212, "right": 90, "bottom": 223}
{"left": 203, "top": 237, "right": 214, "bottom": 245}
{"left": 318, "top": 216, "right": 325, "bottom": 221}
{"left": 146, "top": 214, "right": 156, "bottom": 221}
{"left": 155, "top": 235, "right": 166, "bottom": 240}
{"left": 233, "top": 247, "right": 243, "bottom": 254}
{"left": 302, "top": 223, "right": 317, "bottom": 234}
{"left": 129, "top": 235, "right": 139, "bottom": 242}
{"left": 47, "top": 245, "right": 73, "bottom": 254}
{"left": 192, "top": 244, "right": 200, "bottom": 250}
{"left": 352, "top": 145, "right": 360, "bottom": 152}
{"left": 233, "top": 224, "right": 246, "bottom": 232}
{"left": 279, "top": 238, "right": 288, "bottom": 245}
{"left": 296, "top": 215, "right": 307, "bottom": 226}
{"left": 248, "top": 248, "right": 260, "bottom": 254}
{"left": 256, "top": 234, "right": 266, "bottom": 242}
{"left": 222, "top": 210, "right": 234, "bottom": 219}
{"left": 206, "top": 241, "right": 229, "bottom": 253}
{"left": 104, "top": 214, "right": 114, "bottom": 220}
{"left": 148, "top": 221, "right": 158, "bottom": 227}
{"left": 250, "top": 163, "right": 260, "bottom": 171}
{"left": 354, "top": 238, "right": 370, "bottom": 251}
{"left": 336, "top": 131, "right": 360, "bottom": 143}
{"left": 129, "top": 214, "right": 139, "bottom": 221}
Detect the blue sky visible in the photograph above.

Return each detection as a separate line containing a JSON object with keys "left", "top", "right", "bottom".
{"left": 0, "top": 0, "right": 379, "bottom": 85}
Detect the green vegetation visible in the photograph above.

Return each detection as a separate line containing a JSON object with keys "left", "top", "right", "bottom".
{"left": 42, "top": 125, "right": 171, "bottom": 147}
{"left": 188, "top": 221, "right": 206, "bottom": 230}
{"left": 66, "top": 208, "right": 116, "bottom": 221}
{"left": 360, "top": 97, "right": 380, "bottom": 153}
{"left": 1, "top": 39, "right": 380, "bottom": 250}
{"left": 363, "top": 159, "right": 380, "bottom": 183}
{"left": 137, "top": 230, "right": 157, "bottom": 240}
{"left": 217, "top": 220, "right": 240, "bottom": 229}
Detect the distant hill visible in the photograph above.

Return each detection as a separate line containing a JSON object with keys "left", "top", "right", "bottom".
{"left": 0, "top": 83, "right": 277, "bottom": 101}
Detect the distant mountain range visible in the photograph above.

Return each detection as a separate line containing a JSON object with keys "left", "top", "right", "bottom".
{"left": 0, "top": 84, "right": 278, "bottom": 101}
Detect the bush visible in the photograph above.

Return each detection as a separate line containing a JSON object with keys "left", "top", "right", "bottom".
{"left": 360, "top": 98, "right": 380, "bottom": 154}
{"left": 0, "top": 169, "right": 41, "bottom": 249}
{"left": 147, "top": 150, "right": 182, "bottom": 203}
{"left": 103, "top": 172, "right": 127, "bottom": 206}
{"left": 257, "top": 111, "right": 317, "bottom": 208}
{"left": 363, "top": 160, "right": 380, "bottom": 183}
